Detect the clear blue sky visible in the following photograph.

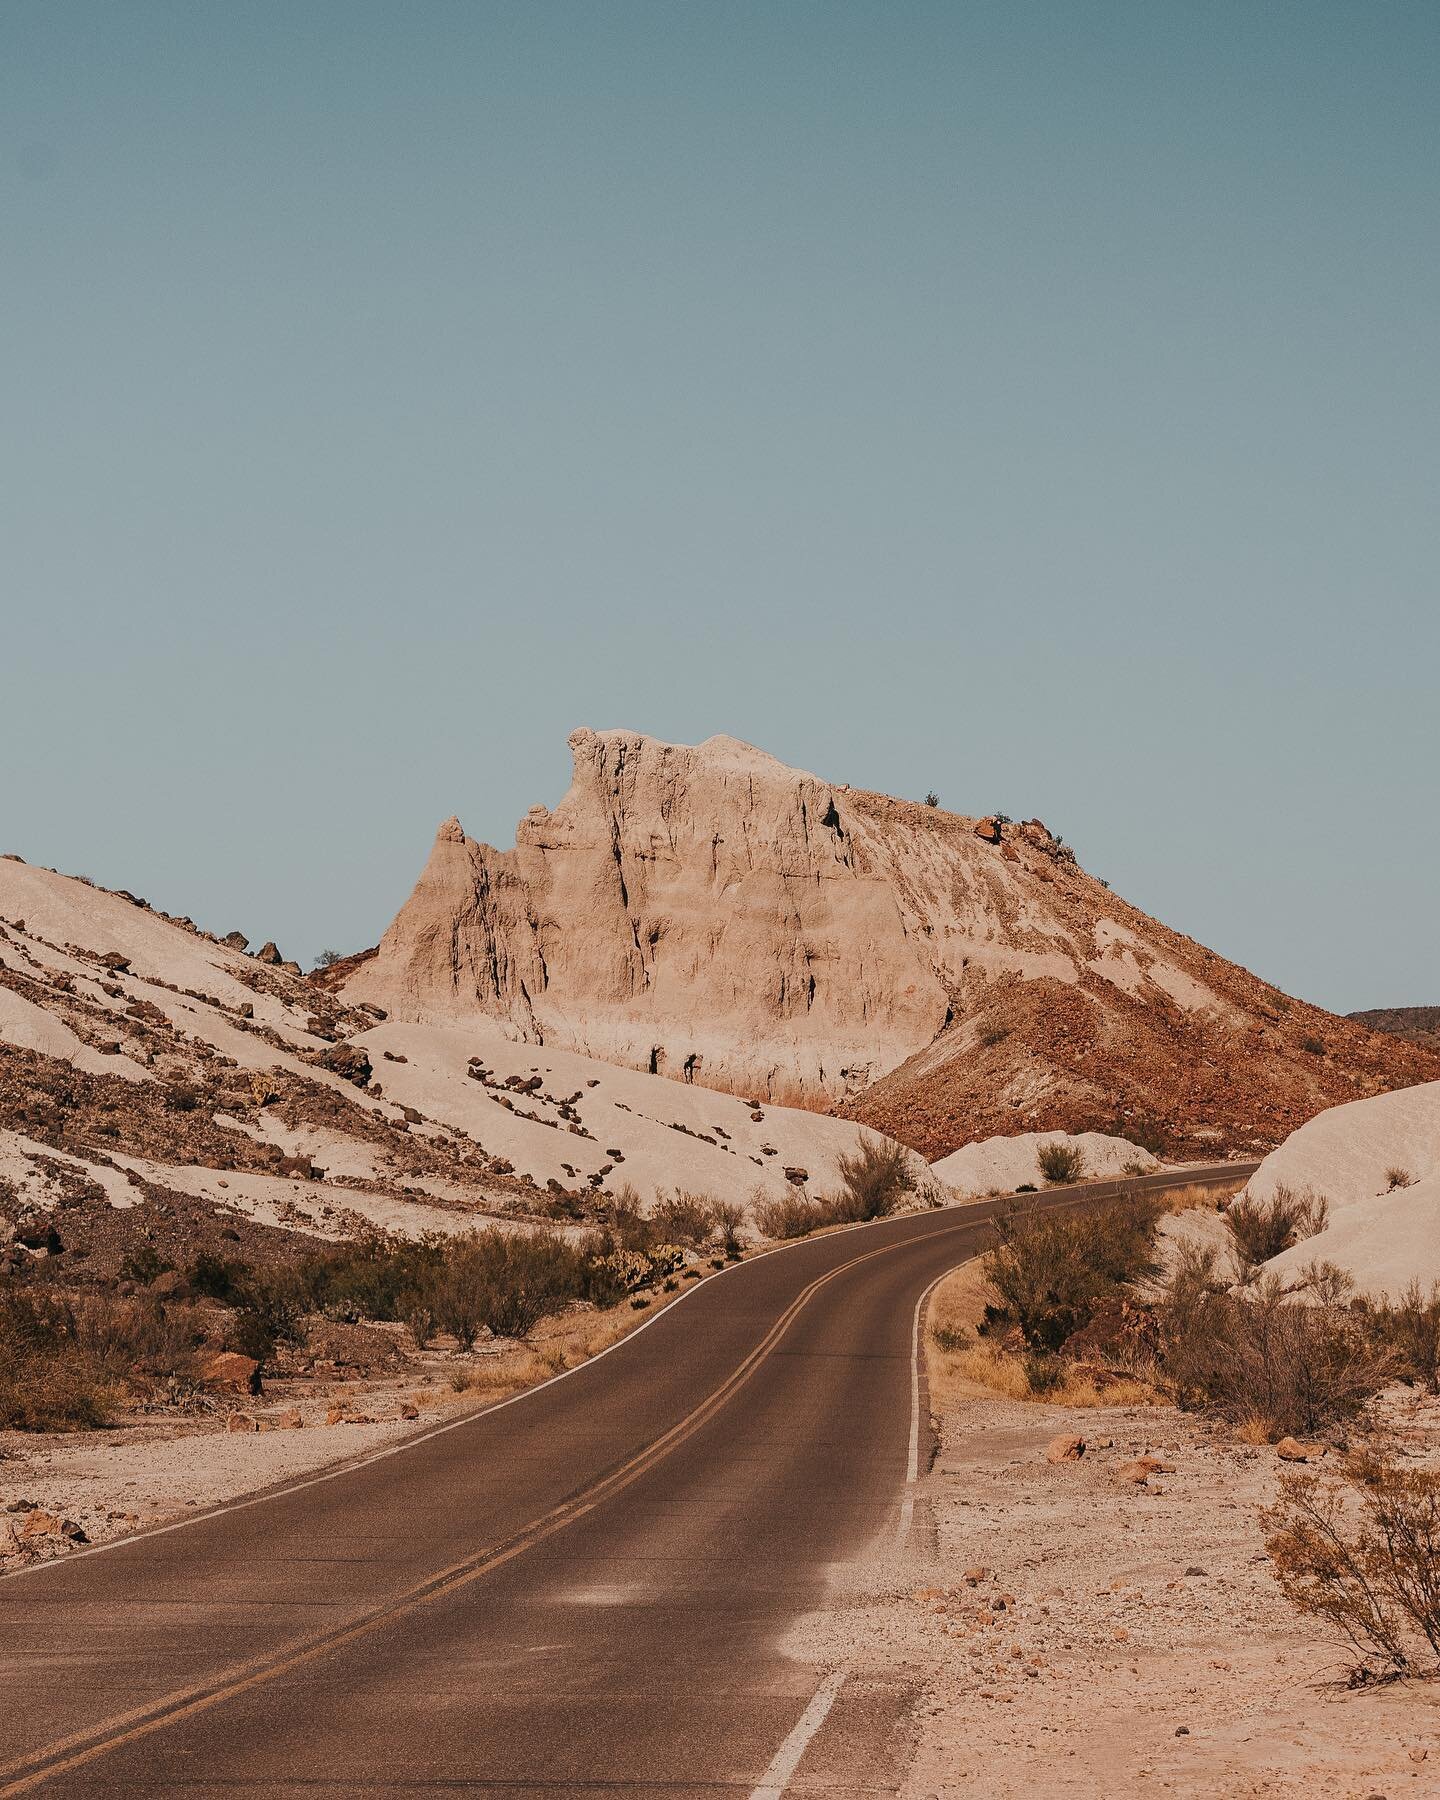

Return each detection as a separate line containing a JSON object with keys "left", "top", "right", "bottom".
{"left": 4, "top": 2, "right": 1436, "bottom": 1011}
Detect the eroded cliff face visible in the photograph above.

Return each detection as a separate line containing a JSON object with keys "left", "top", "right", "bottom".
{"left": 344, "top": 731, "right": 1213, "bottom": 1102}
{"left": 349, "top": 731, "right": 949, "bottom": 1104}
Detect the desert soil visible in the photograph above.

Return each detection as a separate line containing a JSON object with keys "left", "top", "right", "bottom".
{"left": 783, "top": 1284, "right": 1440, "bottom": 1796}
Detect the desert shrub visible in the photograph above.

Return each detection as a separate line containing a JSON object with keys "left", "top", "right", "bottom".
{"left": 829, "top": 1136, "right": 915, "bottom": 1222}
{"left": 979, "top": 1023, "right": 1011, "bottom": 1047}
{"left": 119, "top": 1244, "right": 173, "bottom": 1285}
{"left": 1386, "top": 1167, "right": 1415, "bottom": 1192}
{"left": 1157, "top": 1253, "right": 1380, "bottom": 1439}
{"left": 1361, "top": 1281, "right": 1440, "bottom": 1392}
{"left": 434, "top": 1227, "right": 594, "bottom": 1343}
{"left": 1225, "top": 1185, "right": 1329, "bottom": 1274}
{"left": 651, "top": 1191, "right": 717, "bottom": 1247}
{"left": 1264, "top": 1454, "right": 1440, "bottom": 1679}
{"left": 1300, "top": 1035, "right": 1326, "bottom": 1056}
{"left": 188, "top": 1251, "right": 249, "bottom": 1303}
{"left": 0, "top": 1287, "right": 119, "bottom": 1429}
{"left": 1022, "top": 1351, "right": 1065, "bottom": 1395}
{"left": 298, "top": 1232, "right": 446, "bottom": 1324}
{"left": 596, "top": 1184, "right": 657, "bottom": 1251}
{"left": 226, "top": 1268, "right": 306, "bottom": 1364}
{"left": 930, "top": 1321, "right": 971, "bottom": 1353}
{"left": 923, "top": 791, "right": 940, "bottom": 808}
{"left": 984, "top": 1191, "right": 1164, "bottom": 1352}
{"left": 754, "top": 1191, "right": 825, "bottom": 1240}
{"left": 711, "top": 1199, "right": 745, "bottom": 1257}
{"left": 0, "top": 1283, "right": 207, "bottom": 1429}
{"left": 1036, "top": 1142, "right": 1086, "bottom": 1186}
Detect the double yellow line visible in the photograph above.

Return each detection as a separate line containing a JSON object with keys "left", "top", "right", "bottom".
{"left": 0, "top": 1225, "right": 954, "bottom": 1796}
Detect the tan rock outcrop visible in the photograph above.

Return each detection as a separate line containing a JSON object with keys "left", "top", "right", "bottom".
{"left": 345, "top": 730, "right": 950, "bottom": 1106}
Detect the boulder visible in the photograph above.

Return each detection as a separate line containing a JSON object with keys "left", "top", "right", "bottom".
{"left": 255, "top": 942, "right": 283, "bottom": 966}
{"left": 1276, "top": 1437, "right": 1325, "bottom": 1462}
{"left": 226, "top": 1413, "right": 257, "bottom": 1433}
{"left": 1045, "top": 1434, "right": 1085, "bottom": 1464}
{"left": 200, "top": 1352, "right": 261, "bottom": 1396}
{"left": 973, "top": 817, "right": 1002, "bottom": 845}
{"left": 308, "top": 1041, "right": 372, "bottom": 1087}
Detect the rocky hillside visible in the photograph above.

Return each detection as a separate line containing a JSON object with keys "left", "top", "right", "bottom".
{"left": 0, "top": 854, "right": 930, "bottom": 1252}
{"left": 342, "top": 729, "right": 1440, "bottom": 1161}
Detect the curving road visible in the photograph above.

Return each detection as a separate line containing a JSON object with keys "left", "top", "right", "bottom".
{"left": 0, "top": 1164, "right": 1251, "bottom": 1798}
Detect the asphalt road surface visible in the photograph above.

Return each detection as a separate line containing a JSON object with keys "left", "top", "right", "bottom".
{"left": 0, "top": 1163, "right": 1252, "bottom": 1798}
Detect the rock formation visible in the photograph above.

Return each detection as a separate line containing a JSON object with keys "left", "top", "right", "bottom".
{"left": 342, "top": 729, "right": 1440, "bottom": 1157}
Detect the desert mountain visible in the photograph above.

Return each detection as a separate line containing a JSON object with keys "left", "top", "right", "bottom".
{"left": 341, "top": 729, "right": 1440, "bottom": 1161}
{"left": 0, "top": 854, "right": 932, "bottom": 1249}
{"left": 1348, "top": 1007, "right": 1440, "bottom": 1052}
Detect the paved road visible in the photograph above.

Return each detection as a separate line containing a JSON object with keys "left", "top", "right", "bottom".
{"left": 0, "top": 1163, "right": 1252, "bottom": 1798}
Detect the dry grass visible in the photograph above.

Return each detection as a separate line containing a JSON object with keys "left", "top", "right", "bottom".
{"left": 1156, "top": 1181, "right": 1245, "bottom": 1215}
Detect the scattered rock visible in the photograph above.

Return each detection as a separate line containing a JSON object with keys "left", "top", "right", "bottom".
{"left": 226, "top": 1413, "right": 257, "bottom": 1434}
{"left": 1045, "top": 1434, "right": 1085, "bottom": 1464}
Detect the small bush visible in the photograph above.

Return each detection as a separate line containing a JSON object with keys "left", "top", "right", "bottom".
{"left": 1036, "top": 1142, "right": 1086, "bottom": 1186}
{"left": 923, "top": 791, "right": 940, "bottom": 808}
{"left": 651, "top": 1191, "right": 716, "bottom": 1247}
{"left": 1264, "top": 1454, "right": 1440, "bottom": 1679}
{"left": 1225, "top": 1185, "right": 1329, "bottom": 1274}
{"left": 984, "top": 1192, "right": 1164, "bottom": 1352}
{"left": 1386, "top": 1167, "right": 1415, "bottom": 1192}
{"left": 1300, "top": 1035, "right": 1326, "bottom": 1056}
{"left": 754, "top": 1191, "right": 825, "bottom": 1240}
{"left": 711, "top": 1199, "right": 745, "bottom": 1257}
{"left": 829, "top": 1136, "right": 915, "bottom": 1222}
{"left": 979, "top": 1023, "right": 1011, "bottom": 1048}
{"left": 1157, "top": 1252, "right": 1380, "bottom": 1439}
{"left": 1361, "top": 1281, "right": 1440, "bottom": 1392}
{"left": 119, "top": 1244, "right": 173, "bottom": 1285}
{"left": 930, "top": 1321, "right": 971, "bottom": 1353}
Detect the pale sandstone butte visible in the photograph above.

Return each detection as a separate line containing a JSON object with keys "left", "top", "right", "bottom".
{"left": 345, "top": 730, "right": 948, "bottom": 1107}
{"left": 342, "top": 728, "right": 1440, "bottom": 1157}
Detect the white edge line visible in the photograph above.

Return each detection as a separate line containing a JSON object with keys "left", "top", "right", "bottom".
{"left": 749, "top": 1665, "right": 848, "bottom": 1800}
{"left": 897, "top": 1266, "right": 951, "bottom": 1546}
{"left": 5, "top": 1166, "right": 1244, "bottom": 1586}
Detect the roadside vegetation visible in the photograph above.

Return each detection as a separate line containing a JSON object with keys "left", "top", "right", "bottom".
{"left": 1265, "top": 1454, "right": 1440, "bottom": 1682}
{"left": 752, "top": 1136, "right": 915, "bottom": 1239}
{"left": 0, "top": 1189, "right": 751, "bottom": 1433}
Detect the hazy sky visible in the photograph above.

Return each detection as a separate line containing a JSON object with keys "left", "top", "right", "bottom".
{"left": 4, "top": 2, "right": 1436, "bottom": 1011}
